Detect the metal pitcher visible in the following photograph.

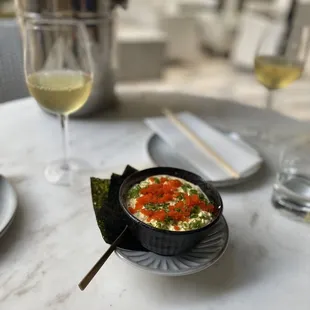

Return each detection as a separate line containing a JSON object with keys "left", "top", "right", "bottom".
{"left": 14, "top": 0, "right": 128, "bottom": 117}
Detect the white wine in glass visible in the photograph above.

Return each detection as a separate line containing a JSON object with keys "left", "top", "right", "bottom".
{"left": 254, "top": 55, "right": 303, "bottom": 91}
{"left": 27, "top": 70, "right": 92, "bottom": 115}
{"left": 24, "top": 19, "right": 94, "bottom": 185}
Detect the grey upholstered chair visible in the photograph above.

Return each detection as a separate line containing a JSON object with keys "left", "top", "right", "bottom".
{"left": 0, "top": 19, "right": 29, "bottom": 103}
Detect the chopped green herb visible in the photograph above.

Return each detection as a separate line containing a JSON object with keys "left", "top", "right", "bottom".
{"left": 190, "top": 205, "right": 200, "bottom": 218}
{"left": 199, "top": 193, "right": 210, "bottom": 204}
{"left": 182, "top": 222, "right": 189, "bottom": 230}
{"left": 199, "top": 213, "right": 208, "bottom": 220}
{"left": 176, "top": 194, "right": 185, "bottom": 201}
{"left": 145, "top": 203, "right": 169, "bottom": 211}
{"left": 189, "top": 220, "right": 203, "bottom": 230}
{"left": 189, "top": 189, "right": 199, "bottom": 195}
{"left": 154, "top": 177, "right": 160, "bottom": 184}
{"left": 128, "top": 185, "right": 141, "bottom": 199}
{"left": 162, "top": 204, "right": 170, "bottom": 212}
{"left": 155, "top": 222, "right": 168, "bottom": 230}
{"left": 144, "top": 203, "right": 157, "bottom": 211}
{"left": 181, "top": 183, "right": 192, "bottom": 193}
{"left": 164, "top": 216, "right": 173, "bottom": 224}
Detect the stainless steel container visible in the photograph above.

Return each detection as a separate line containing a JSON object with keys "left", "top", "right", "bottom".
{"left": 14, "top": 0, "right": 127, "bottom": 117}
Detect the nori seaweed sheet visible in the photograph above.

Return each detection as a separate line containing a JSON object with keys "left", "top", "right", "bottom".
{"left": 91, "top": 165, "right": 147, "bottom": 251}
{"left": 90, "top": 178, "right": 112, "bottom": 241}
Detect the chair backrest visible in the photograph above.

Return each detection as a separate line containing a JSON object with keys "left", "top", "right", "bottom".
{"left": 230, "top": 11, "right": 285, "bottom": 70}
{"left": 272, "top": 0, "right": 294, "bottom": 19}
{"left": 286, "top": 1, "right": 310, "bottom": 76}
{"left": 0, "top": 19, "right": 29, "bottom": 104}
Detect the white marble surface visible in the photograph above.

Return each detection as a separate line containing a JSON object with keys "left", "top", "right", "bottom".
{"left": 1, "top": 90, "right": 310, "bottom": 310}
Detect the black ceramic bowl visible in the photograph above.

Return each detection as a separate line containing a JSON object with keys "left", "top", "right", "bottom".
{"left": 119, "top": 167, "right": 223, "bottom": 256}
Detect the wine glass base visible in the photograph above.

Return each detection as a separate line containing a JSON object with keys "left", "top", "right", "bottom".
{"left": 44, "top": 158, "right": 92, "bottom": 186}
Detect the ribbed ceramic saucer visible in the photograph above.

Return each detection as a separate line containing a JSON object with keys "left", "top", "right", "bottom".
{"left": 115, "top": 215, "right": 229, "bottom": 276}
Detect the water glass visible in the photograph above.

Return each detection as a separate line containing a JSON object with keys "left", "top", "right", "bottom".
{"left": 272, "top": 135, "right": 310, "bottom": 222}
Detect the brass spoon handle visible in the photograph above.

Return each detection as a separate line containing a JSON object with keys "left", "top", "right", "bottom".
{"left": 78, "top": 226, "right": 128, "bottom": 291}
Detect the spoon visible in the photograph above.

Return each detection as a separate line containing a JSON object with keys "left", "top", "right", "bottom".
{"left": 78, "top": 225, "right": 128, "bottom": 291}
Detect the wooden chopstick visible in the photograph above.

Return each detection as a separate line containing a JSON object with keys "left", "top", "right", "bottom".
{"left": 162, "top": 108, "right": 240, "bottom": 179}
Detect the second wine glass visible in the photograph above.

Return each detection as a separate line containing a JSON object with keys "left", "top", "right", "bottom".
{"left": 24, "top": 19, "right": 94, "bottom": 185}
{"left": 253, "top": 24, "right": 309, "bottom": 141}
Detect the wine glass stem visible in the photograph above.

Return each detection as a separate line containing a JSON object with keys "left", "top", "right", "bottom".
{"left": 266, "top": 89, "right": 274, "bottom": 110}
{"left": 60, "top": 114, "right": 69, "bottom": 170}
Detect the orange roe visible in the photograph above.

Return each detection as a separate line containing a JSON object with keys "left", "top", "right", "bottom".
{"left": 130, "top": 177, "right": 215, "bottom": 225}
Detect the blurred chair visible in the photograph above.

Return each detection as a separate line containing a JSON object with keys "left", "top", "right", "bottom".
{"left": 178, "top": 0, "right": 218, "bottom": 14}
{"left": 244, "top": 0, "right": 293, "bottom": 20}
{"left": 197, "top": 0, "right": 239, "bottom": 55}
{"left": 230, "top": 11, "right": 285, "bottom": 70}
{"left": 286, "top": 0, "right": 310, "bottom": 77}
{"left": 159, "top": 14, "right": 203, "bottom": 63}
{"left": 117, "top": 27, "right": 166, "bottom": 81}
{"left": 0, "top": 19, "right": 29, "bottom": 104}
{"left": 158, "top": 0, "right": 214, "bottom": 63}
{"left": 197, "top": 11, "right": 236, "bottom": 55}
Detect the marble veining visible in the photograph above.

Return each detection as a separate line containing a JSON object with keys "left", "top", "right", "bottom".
{"left": 0, "top": 92, "right": 310, "bottom": 310}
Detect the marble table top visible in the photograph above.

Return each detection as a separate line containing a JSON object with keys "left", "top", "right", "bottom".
{"left": 0, "top": 90, "right": 310, "bottom": 310}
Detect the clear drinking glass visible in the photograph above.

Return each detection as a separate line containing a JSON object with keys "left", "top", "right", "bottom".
{"left": 253, "top": 25, "right": 309, "bottom": 141}
{"left": 24, "top": 19, "right": 94, "bottom": 185}
{"left": 272, "top": 135, "right": 310, "bottom": 222}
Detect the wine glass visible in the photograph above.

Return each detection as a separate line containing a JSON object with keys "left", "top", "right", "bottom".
{"left": 24, "top": 19, "right": 93, "bottom": 185}
{"left": 253, "top": 24, "right": 309, "bottom": 141}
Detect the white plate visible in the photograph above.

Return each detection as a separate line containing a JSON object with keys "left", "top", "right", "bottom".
{"left": 147, "top": 133, "right": 262, "bottom": 187}
{"left": 115, "top": 215, "right": 229, "bottom": 276}
{"left": 0, "top": 175, "right": 18, "bottom": 239}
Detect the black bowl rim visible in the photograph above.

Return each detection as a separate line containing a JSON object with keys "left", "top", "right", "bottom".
{"left": 119, "top": 167, "right": 223, "bottom": 235}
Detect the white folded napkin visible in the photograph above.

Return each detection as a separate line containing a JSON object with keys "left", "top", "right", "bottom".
{"left": 144, "top": 112, "right": 262, "bottom": 181}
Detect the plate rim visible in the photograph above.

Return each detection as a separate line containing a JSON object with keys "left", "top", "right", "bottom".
{"left": 147, "top": 133, "right": 263, "bottom": 188}
{"left": 0, "top": 175, "right": 18, "bottom": 238}
{"left": 114, "top": 215, "right": 229, "bottom": 276}
{"left": 0, "top": 210, "right": 17, "bottom": 239}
